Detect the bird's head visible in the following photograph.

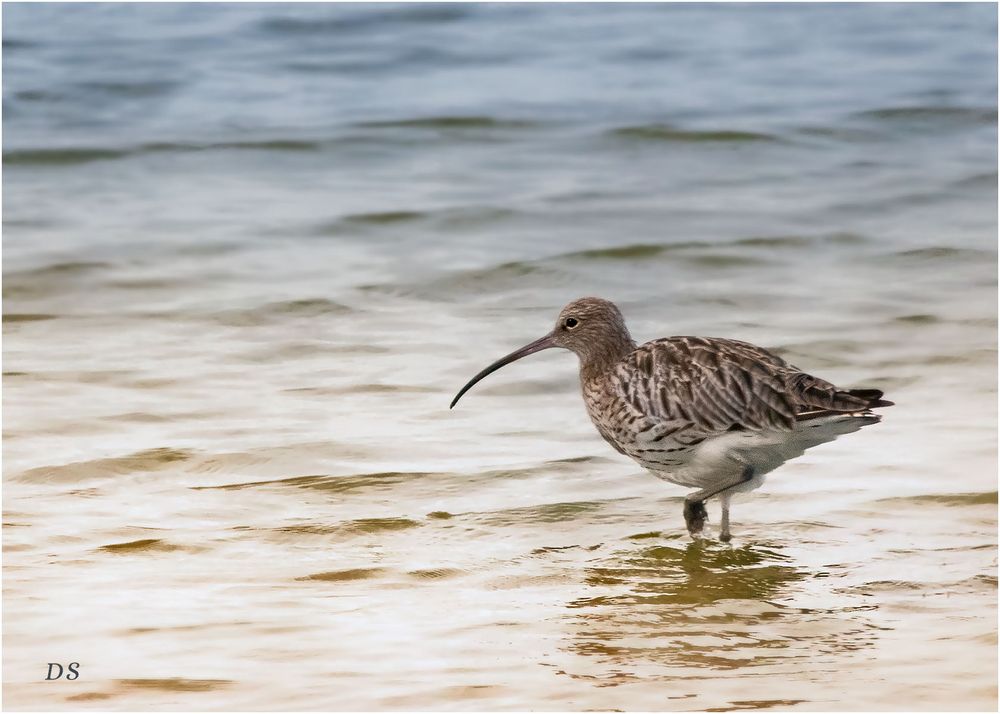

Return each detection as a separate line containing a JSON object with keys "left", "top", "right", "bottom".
{"left": 449, "top": 296, "right": 635, "bottom": 408}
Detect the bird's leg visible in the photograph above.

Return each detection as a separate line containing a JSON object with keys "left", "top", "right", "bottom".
{"left": 686, "top": 463, "right": 755, "bottom": 542}
{"left": 719, "top": 493, "right": 732, "bottom": 543}
{"left": 683, "top": 498, "right": 708, "bottom": 537}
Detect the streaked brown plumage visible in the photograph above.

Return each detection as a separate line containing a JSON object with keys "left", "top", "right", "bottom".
{"left": 451, "top": 297, "right": 892, "bottom": 541}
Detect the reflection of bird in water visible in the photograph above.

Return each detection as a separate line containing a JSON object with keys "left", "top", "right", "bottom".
{"left": 559, "top": 540, "right": 876, "bottom": 683}
{"left": 577, "top": 540, "right": 805, "bottom": 607}
{"left": 451, "top": 297, "right": 892, "bottom": 541}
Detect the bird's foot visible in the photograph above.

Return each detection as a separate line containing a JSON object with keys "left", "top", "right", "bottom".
{"left": 718, "top": 530, "right": 733, "bottom": 543}
{"left": 683, "top": 499, "right": 708, "bottom": 538}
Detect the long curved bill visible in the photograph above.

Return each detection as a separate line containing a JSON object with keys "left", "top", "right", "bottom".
{"left": 450, "top": 332, "right": 557, "bottom": 409}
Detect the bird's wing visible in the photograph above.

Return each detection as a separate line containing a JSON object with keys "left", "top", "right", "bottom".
{"left": 612, "top": 336, "right": 876, "bottom": 436}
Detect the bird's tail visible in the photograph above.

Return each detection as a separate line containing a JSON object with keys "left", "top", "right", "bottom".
{"left": 795, "top": 387, "right": 893, "bottom": 422}
{"left": 846, "top": 388, "right": 894, "bottom": 408}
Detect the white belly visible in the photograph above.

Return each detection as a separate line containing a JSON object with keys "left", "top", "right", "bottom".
{"left": 642, "top": 413, "right": 879, "bottom": 492}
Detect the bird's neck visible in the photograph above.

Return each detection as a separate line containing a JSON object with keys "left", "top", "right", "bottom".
{"left": 579, "top": 335, "right": 637, "bottom": 382}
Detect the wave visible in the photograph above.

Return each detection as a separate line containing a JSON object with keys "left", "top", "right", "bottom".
{"left": 4, "top": 116, "right": 541, "bottom": 167}
{"left": 853, "top": 105, "right": 996, "bottom": 127}
{"left": 407, "top": 567, "right": 464, "bottom": 580}
{"left": 194, "top": 471, "right": 428, "bottom": 494}
{"left": 5, "top": 260, "right": 109, "bottom": 279}
{"left": 354, "top": 116, "right": 539, "bottom": 130}
{"left": 114, "top": 679, "right": 232, "bottom": 693}
{"left": 313, "top": 205, "right": 519, "bottom": 235}
{"left": 952, "top": 171, "right": 998, "bottom": 189}
{"left": 258, "top": 5, "right": 469, "bottom": 35}
{"left": 558, "top": 233, "right": 865, "bottom": 263}
{"left": 288, "top": 383, "right": 439, "bottom": 397}
{"left": 610, "top": 124, "right": 778, "bottom": 143}
{"left": 562, "top": 244, "right": 775, "bottom": 268}
{"left": 14, "top": 447, "right": 192, "bottom": 483}
{"left": 3, "top": 139, "right": 323, "bottom": 166}
{"left": 3, "top": 261, "right": 113, "bottom": 300}
{"left": 568, "top": 243, "right": 681, "bottom": 260}
{"left": 875, "top": 492, "right": 997, "bottom": 507}
{"left": 885, "top": 246, "right": 997, "bottom": 262}
{"left": 296, "top": 567, "right": 389, "bottom": 582}
{"left": 358, "top": 259, "right": 570, "bottom": 302}
{"left": 296, "top": 565, "right": 466, "bottom": 583}
{"left": 212, "top": 298, "right": 353, "bottom": 327}
{"left": 356, "top": 232, "right": 867, "bottom": 301}
{"left": 476, "top": 500, "right": 609, "bottom": 526}
{"left": 194, "top": 456, "right": 608, "bottom": 494}
{"left": 2, "top": 313, "right": 57, "bottom": 324}
{"left": 341, "top": 210, "right": 426, "bottom": 225}
{"left": 98, "top": 538, "right": 194, "bottom": 554}
{"left": 282, "top": 517, "right": 421, "bottom": 537}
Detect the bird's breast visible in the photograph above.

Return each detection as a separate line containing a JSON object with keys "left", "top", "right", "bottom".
{"left": 581, "top": 376, "right": 698, "bottom": 470}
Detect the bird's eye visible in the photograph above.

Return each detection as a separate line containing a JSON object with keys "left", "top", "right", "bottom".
{"left": 564, "top": 317, "right": 579, "bottom": 329}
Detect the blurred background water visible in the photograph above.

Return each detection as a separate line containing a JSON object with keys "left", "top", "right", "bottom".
{"left": 3, "top": 2, "right": 997, "bottom": 711}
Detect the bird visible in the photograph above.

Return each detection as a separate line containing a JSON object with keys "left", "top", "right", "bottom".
{"left": 450, "top": 297, "right": 892, "bottom": 542}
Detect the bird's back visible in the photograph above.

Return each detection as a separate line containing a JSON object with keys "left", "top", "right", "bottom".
{"left": 581, "top": 335, "right": 891, "bottom": 487}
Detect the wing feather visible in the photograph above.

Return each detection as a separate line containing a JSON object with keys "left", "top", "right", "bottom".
{"left": 611, "top": 336, "right": 884, "bottom": 438}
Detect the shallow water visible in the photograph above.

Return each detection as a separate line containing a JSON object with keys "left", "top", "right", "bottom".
{"left": 3, "top": 3, "right": 997, "bottom": 711}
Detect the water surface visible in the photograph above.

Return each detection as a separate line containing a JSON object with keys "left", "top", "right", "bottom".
{"left": 3, "top": 3, "right": 997, "bottom": 711}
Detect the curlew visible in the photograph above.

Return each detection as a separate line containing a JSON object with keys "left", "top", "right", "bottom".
{"left": 450, "top": 297, "right": 892, "bottom": 541}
